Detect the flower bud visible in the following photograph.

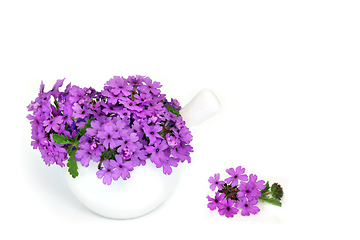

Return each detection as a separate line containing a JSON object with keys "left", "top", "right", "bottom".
{"left": 271, "top": 183, "right": 283, "bottom": 200}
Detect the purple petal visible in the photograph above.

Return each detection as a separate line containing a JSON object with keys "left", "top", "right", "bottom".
{"left": 96, "top": 169, "right": 105, "bottom": 179}
{"left": 102, "top": 172, "right": 113, "bottom": 185}
{"left": 207, "top": 202, "right": 217, "bottom": 211}
{"left": 241, "top": 207, "right": 250, "bottom": 216}
{"left": 226, "top": 168, "right": 235, "bottom": 177}
{"left": 235, "top": 166, "right": 245, "bottom": 174}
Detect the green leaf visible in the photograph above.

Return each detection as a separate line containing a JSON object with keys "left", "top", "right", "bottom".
{"left": 67, "top": 150, "right": 79, "bottom": 178}
{"left": 260, "top": 181, "right": 270, "bottom": 195}
{"left": 52, "top": 134, "right": 73, "bottom": 145}
{"left": 54, "top": 98, "right": 59, "bottom": 111}
{"left": 166, "top": 106, "right": 181, "bottom": 117}
{"left": 258, "top": 196, "right": 282, "bottom": 207}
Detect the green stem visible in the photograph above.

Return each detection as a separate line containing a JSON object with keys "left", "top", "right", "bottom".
{"left": 261, "top": 191, "right": 272, "bottom": 197}
{"left": 54, "top": 98, "right": 59, "bottom": 111}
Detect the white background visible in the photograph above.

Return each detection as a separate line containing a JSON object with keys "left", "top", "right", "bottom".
{"left": 1, "top": 0, "right": 359, "bottom": 239}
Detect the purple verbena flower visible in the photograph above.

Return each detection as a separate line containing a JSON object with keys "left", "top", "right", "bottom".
{"left": 166, "top": 134, "right": 180, "bottom": 148}
{"left": 96, "top": 160, "right": 116, "bottom": 185}
{"left": 72, "top": 102, "right": 88, "bottom": 119}
{"left": 130, "top": 144, "right": 147, "bottom": 167}
{"left": 235, "top": 198, "right": 260, "bottom": 216}
{"left": 86, "top": 120, "right": 102, "bottom": 137}
{"left": 178, "top": 127, "right": 193, "bottom": 144}
{"left": 117, "top": 131, "right": 139, "bottom": 152}
{"left": 31, "top": 133, "right": 44, "bottom": 149}
{"left": 138, "top": 77, "right": 162, "bottom": 95}
{"left": 143, "top": 123, "right": 163, "bottom": 145}
{"left": 61, "top": 104, "right": 74, "bottom": 125}
{"left": 107, "top": 76, "right": 132, "bottom": 96}
{"left": 68, "top": 85, "right": 86, "bottom": 103}
{"left": 101, "top": 103, "right": 122, "bottom": 115}
{"left": 43, "top": 116, "right": 63, "bottom": 132}
{"left": 237, "top": 181, "right": 256, "bottom": 199}
{"left": 161, "top": 157, "right": 178, "bottom": 175}
{"left": 118, "top": 147, "right": 132, "bottom": 159}
{"left": 207, "top": 192, "right": 225, "bottom": 211}
{"left": 134, "top": 92, "right": 152, "bottom": 105}
{"left": 145, "top": 139, "right": 168, "bottom": 166}
{"left": 112, "top": 155, "right": 134, "bottom": 180}
{"left": 51, "top": 78, "right": 65, "bottom": 98}
{"left": 120, "top": 97, "right": 143, "bottom": 112}
{"left": 237, "top": 174, "right": 266, "bottom": 199}
{"left": 248, "top": 174, "right": 267, "bottom": 192}
{"left": 218, "top": 199, "right": 239, "bottom": 218}
{"left": 75, "top": 136, "right": 103, "bottom": 166}
{"left": 208, "top": 173, "right": 225, "bottom": 191}
{"left": 171, "top": 143, "right": 193, "bottom": 163}
{"left": 127, "top": 75, "right": 144, "bottom": 87}
{"left": 225, "top": 166, "right": 248, "bottom": 187}
{"left": 75, "top": 147, "right": 93, "bottom": 167}
{"left": 97, "top": 123, "right": 120, "bottom": 149}
{"left": 27, "top": 101, "right": 40, "bottom": 112}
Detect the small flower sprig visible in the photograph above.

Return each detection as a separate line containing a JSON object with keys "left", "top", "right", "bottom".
{"left": 207, "top": 166, "right": 283, "bottom": 218}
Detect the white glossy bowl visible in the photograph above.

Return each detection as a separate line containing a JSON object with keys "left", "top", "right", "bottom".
{"left": 64, "top": 89, "right": 221, "bottom": 219}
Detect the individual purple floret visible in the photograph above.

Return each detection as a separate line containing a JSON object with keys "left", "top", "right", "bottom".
{"left": 235, "top": 198, "right": 260, "bottom": 216}
{"left": 145, "top": 139, "right": 169, "bottom": 167}
{"left": 96, "top": 160, "right": 116, "bottom": 185}
{"left": 96, "top": 123, "right": 121, "bottom": 149}
{"left": 43, "top": 116, "right": 63, "bottom": 132}
{"left": 107, "top": 76, "right": 132, "bottom": 96}
{"left": 208, "top": 173, "right": 225, "bottom": 191}
{"left": 161, "top": 157, "right": 178, "bottom": 175}
{"left": 207, "top": 192, "right": 225, "bottom": 211}
{"left": 225, "top": 166, "right": 248, "bottom": 187}
{"left": 218, "top": 199, "right": 239, "bottom": 218}
{"left": 248, "top": 174, "right": 267, "bottom": 194}
{"left": 112, "top": 155, "right": 134, "bottom": 180}
{"left": 138, "top": 77, "right": 162, "bottom": 95}
{"left": 143, "top": 123, "right": 163, "bottom": 145}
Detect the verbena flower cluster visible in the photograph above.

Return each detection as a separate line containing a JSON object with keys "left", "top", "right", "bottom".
{"left": 27, "top": 76, "right": 193, "bottom": 185}
{"left": 207, "top": 166, "right": 283, "bottom": 218}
